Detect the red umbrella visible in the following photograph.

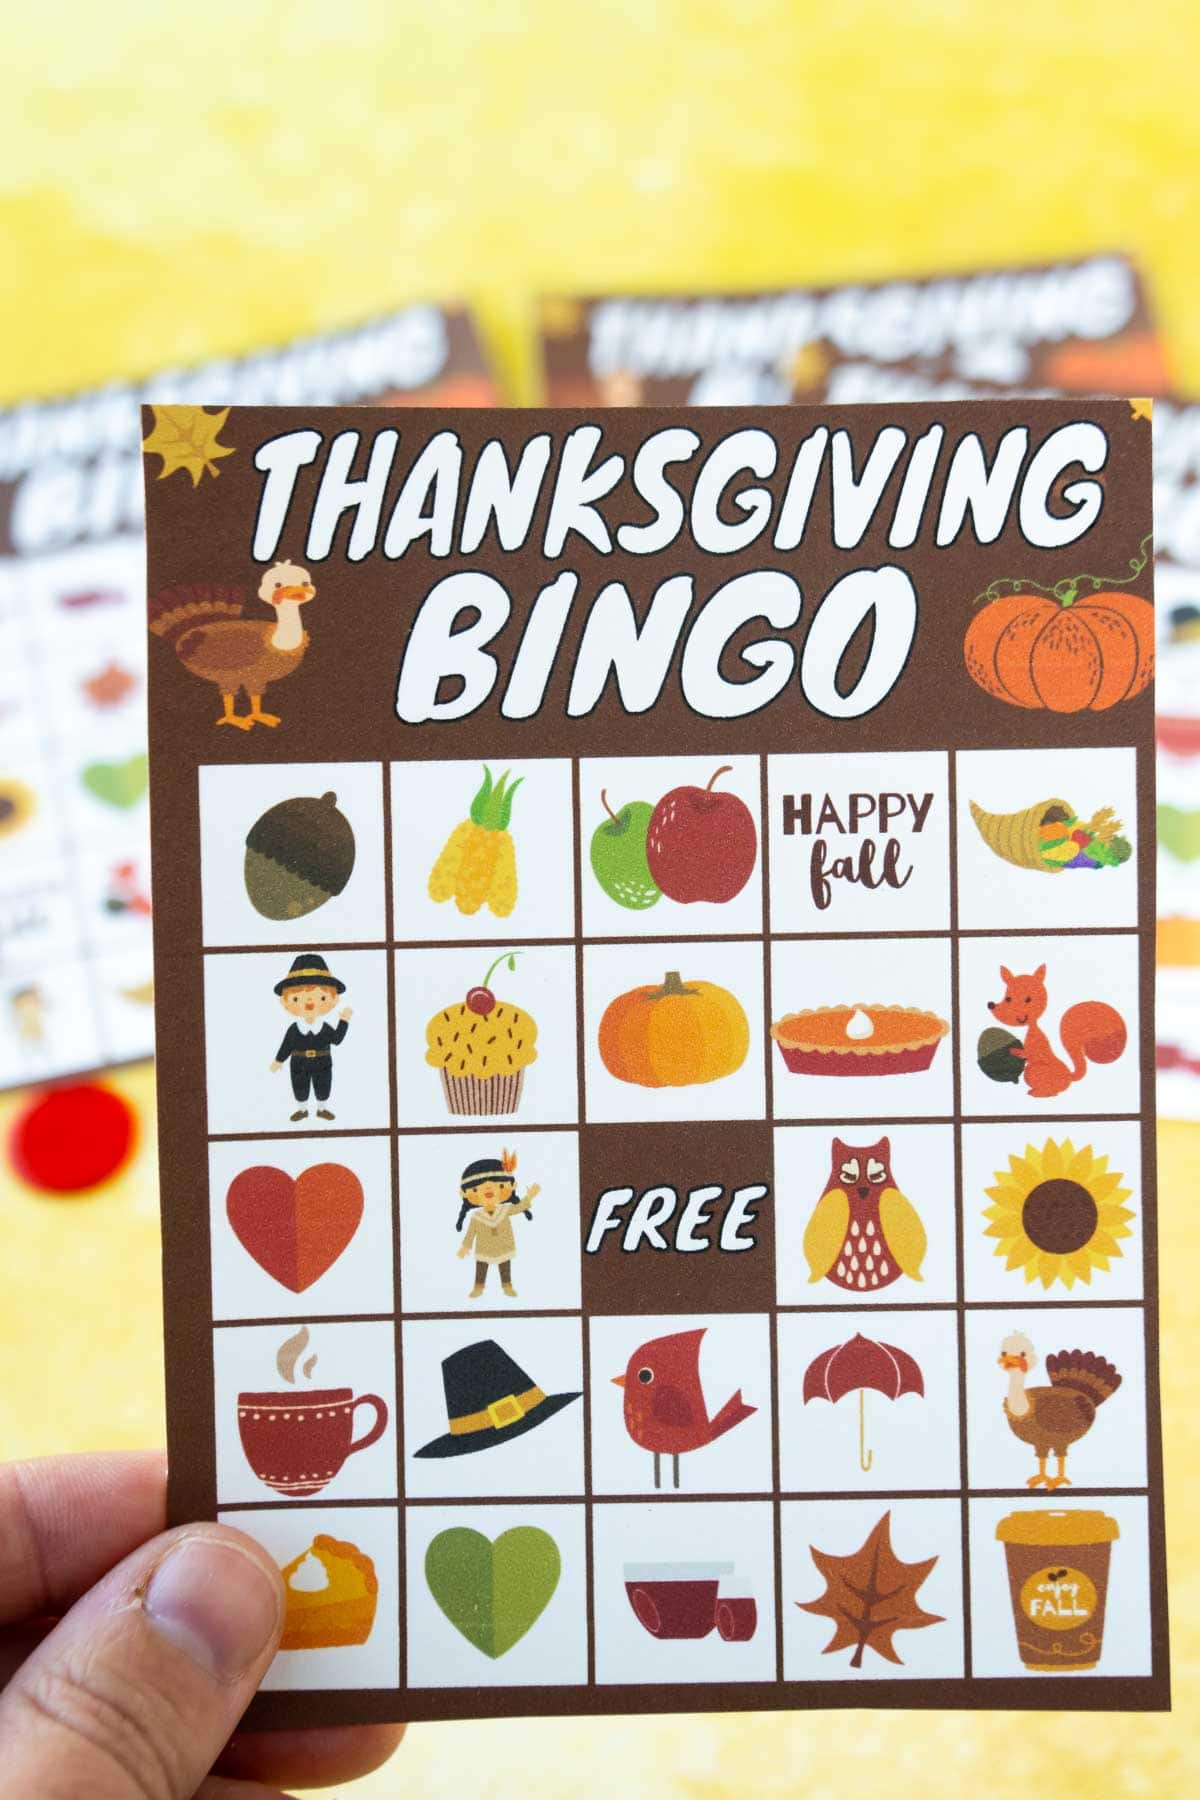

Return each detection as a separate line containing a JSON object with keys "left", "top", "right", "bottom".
{"left": 803, "top": 1332, "right": 924, "bottom": 1472}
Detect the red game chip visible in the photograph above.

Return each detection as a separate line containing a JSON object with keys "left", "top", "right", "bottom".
{"left": 9, "top": 1083, "right": 137, "bottom": 1193}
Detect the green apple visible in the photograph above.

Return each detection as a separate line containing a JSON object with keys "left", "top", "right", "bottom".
{"left": 1158, "top": 803, "right": 1200, "bottom": 864}
{"left": 590, "top": 791, "right": 660, "bottom": 909}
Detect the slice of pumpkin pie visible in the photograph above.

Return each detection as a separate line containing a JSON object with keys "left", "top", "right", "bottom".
{"left": 280, "top": 1533, "right": 378, "bottom": 1650}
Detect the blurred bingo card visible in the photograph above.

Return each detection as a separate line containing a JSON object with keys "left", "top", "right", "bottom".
{"left": 1152, "top": 399, "right": 1200, "bottom": 1116}
{"left": 145, "top": 398, "right": 1167, "bottom": 1725}
{"left": 0, "top": 306, "right": 499, "bottom": 1090}
{"left": 539, "top": 254, "right": 1168, "bottom": 407}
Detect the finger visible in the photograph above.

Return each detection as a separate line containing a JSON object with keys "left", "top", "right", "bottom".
{"left": 218, "top": 1721, "right": 405, "bottom": 1789}
{"left": 200, "top": 1783, "right": 293, "bottom": 1800}
{"left": 0, "top": 1522, "right": 283, "bottom": 1800}
{"left": 0, "top": 1452, "right": 165, "bottom": 1625}
{"left": 199, "top": 1782, "right": 294, "bottom": 1800}
{"left": 0, "top": 1619, "right": 56, "bottom": 1686}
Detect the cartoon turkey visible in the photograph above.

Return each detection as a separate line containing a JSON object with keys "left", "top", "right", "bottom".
{"left": 998, "top": 1331, "right": 1121, "bottom": 1489}
{"left": 148, "top": 561, "right": 315, "bottom": 729}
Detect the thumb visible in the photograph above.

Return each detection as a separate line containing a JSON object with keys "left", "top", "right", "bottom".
{"left": 0, "top": 1523, "right": 284, "bottom": 1800}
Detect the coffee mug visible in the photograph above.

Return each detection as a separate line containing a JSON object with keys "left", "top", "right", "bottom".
{"left": 238, "top": 1387, "right": 388, "bottom": 1497}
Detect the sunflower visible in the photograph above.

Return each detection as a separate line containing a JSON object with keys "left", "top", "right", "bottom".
{"left": 983, "top": 1138, "right": 1134, "bottom": 1290}
{"left": 0, "top": 779, "right": 36, "bottom": 839}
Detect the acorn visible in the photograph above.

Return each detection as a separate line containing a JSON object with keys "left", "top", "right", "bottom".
{"left": 977, "top": 1026, "right": 1024, "bottom": 1084}
{"left": 243, "top": 791, "right": 356, "bottom": 920}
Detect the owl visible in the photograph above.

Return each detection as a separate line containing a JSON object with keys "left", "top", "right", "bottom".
{"left": 803, "top": 1136, "right": 926, "bottom": 1291}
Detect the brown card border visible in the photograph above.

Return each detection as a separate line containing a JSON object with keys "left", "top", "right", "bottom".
{"left": 146, "top": 400, "right": 1168, "bottom": 1722}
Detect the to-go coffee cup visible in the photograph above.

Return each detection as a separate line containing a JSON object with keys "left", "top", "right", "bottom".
{"left": 996, "top": 1508, "right": 1119, "bottom": 1673}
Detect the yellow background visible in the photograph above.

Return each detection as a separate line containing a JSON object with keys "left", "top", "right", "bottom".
{"left": 3, "top": 2, "right": 1199, "bottom": 1793}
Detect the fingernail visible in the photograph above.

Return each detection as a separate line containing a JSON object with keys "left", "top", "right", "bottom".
{"left": 144, "top": 1535, "right": 282, "bottom": 1682}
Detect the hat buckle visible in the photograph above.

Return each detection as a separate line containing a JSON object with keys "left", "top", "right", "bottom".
{"left": 414, "top": 1337, "right": 580, "bottom": 1459}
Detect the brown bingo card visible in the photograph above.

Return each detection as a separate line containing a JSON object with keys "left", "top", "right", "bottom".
{"left": 143, "top": 399, "right": 1167, "bottom": 1724}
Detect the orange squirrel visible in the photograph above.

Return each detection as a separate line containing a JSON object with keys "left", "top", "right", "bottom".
{"left": 988, "top": 964, "right": 1127, "bottom": 1099}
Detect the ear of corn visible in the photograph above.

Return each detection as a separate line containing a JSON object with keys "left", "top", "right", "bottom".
{"left": 488, "top": 829, "right": 517, "bottom": 916}
{"left": 469, "top": 764, "right": 523, "bottom": 830}
{"left": 428, "top": 765, "right": 522, "bottom": 917}
{"left": 427, "top": 820, "right": 476, "bottom": 902}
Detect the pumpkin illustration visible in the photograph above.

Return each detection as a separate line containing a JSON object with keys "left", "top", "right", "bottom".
{"left": 598, "top": 969, "right": 750, "bottom": 1088}
{"left": 964, "top": 581, "right": 1154, "bottom": 713}
{"left": 1041, "top": 330, "right": 1170, "bottom": 396}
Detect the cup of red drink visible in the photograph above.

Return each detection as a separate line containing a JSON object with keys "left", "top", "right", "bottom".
{"left": 714, "top": 1578, "right": 758, "bottom": 1642}
{"left": 623, "top": 1561, "right": 756, "bottom": 1643}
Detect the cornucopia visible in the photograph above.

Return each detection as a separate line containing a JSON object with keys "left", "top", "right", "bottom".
{"left": 969, "top": 798, "right": 1131, "bottom": 874}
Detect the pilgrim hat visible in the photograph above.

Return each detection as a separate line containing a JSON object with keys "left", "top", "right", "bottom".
{"left": 414, "top": 1338, "right": 580, "bottom": 1459}
{"left": 273, "top": 952, "right": 346, "bottom": 995}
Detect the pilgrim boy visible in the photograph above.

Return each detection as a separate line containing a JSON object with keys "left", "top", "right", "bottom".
{"left": 455, "top": 1150, "right": 541, "bottom": 1299}
{"left": 269, "top": 953, "right": 353, "bottom": 1121}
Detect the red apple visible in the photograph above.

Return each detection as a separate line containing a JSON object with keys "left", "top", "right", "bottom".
{"left": 646, "top": 765, "right": 757, "bottom": 903}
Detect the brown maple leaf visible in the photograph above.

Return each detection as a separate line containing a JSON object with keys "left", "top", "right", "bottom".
{"left": 142, "top": 405, "right": 235, "bottom": 486}
{"left": 798, "top": 1510, "right": 943, "bottom": 1668}
{"left": 82, "top": 660, "right": 138, "bottom": 708}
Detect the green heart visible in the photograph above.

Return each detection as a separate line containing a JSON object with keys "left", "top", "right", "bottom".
{"left": 425, "top": 1526, "right": 560, "bottom": 1659}
{"left": 82, "top": 754, "right": 148, "bottom": 810}
{"left": 1158, "top": 803, "right": 1200, "bottom": 863}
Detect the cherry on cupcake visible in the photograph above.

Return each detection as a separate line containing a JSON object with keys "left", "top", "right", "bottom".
{"left": 465, "top": 950, "right": 522, "bottom": 1017}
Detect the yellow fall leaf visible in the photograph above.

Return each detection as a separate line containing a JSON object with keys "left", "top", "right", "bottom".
{"left": 142, "top": 404, "right": 235, "bottom": 485}
{"left": 539, "top": 296, "right": 583, "bottom": 336}
{"left": 785, "top": 339, "right": 830, "bottom": 393}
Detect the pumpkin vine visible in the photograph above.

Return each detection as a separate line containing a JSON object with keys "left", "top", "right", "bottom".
{"left": 970, "top": 532, "right": 1153, "bottom": 610}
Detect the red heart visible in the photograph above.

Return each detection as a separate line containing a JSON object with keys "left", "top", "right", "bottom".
{"left": 225, "top": 1164, "right": 364, "bottom": 1291}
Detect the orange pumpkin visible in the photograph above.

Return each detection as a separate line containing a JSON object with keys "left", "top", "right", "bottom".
{"left": 964, "top": 584, "right": 1154, "bottom": 713}
{"left": 598, "top": 970, "right": 750, "bottom": 1088}
{"left": 1041, "top": 330, "right": 1170, "bottom": 396}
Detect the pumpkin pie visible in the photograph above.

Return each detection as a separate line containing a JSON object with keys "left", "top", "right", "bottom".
{"left": 771, "top": 1004, "right": 949, "bottom": 1077}
{"left": 280, "top": 1533, "right": 378, "bottom": 1650}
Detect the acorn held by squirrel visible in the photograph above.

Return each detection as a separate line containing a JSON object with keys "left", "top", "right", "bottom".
{"left": 244, "top": 791, "right": 356, "bottom": 920}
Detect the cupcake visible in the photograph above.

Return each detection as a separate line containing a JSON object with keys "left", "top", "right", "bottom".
{"left": 425, "top": 952, "right": 538, "bottom": 1115}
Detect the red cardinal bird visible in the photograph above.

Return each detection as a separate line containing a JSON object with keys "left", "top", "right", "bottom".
{"left": 612, "top": 1327, "right": 756, "bottom": 1490}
